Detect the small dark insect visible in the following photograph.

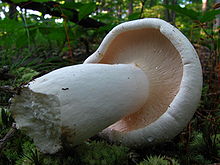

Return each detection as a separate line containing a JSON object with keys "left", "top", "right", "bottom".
{"left": 62, "top": 88, "right": 69, "bottom": 90}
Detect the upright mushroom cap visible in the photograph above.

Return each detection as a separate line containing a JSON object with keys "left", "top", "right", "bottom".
{"left": 84, "top": 18, "right": 203, "bottom": 146}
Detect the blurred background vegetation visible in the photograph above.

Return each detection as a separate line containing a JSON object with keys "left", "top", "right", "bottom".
{"left": 0, "top": 0, "right": 219, "bottom": 164}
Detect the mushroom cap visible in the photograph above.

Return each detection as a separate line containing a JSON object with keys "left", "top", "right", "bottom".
{"left": 84, "top": 18, "right": 203, "bottom": 146}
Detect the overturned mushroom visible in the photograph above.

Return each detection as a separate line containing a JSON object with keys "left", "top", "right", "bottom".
{"left": 10, "top": 18, "right": 202, "bottom": 154}
{"left": 11, "top": 64, "right": 149, "bottom": 153}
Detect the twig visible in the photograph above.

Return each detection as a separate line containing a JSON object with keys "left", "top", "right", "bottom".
{"left": 0, "top": 123, "right": 18, "bottom": 152}
{"left": 204, "top": 91, "right": 220, "bottom": 96}
{"left": 0, "top": 86, "right": 16, "bottom": 94}
{"left": 139, "top": 0, "right": 147, "bottom": 18}
{"left": 195, "top": 111, "right": 219, "bottom": 124}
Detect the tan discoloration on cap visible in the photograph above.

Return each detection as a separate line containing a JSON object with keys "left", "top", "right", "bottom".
{"left": 61, "top": 126, "right": 76, "bottom": 144}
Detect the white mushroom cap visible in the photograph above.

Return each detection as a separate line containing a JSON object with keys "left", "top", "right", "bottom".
{"left": 84, "top": 18, "right": 203, "bottom": 146}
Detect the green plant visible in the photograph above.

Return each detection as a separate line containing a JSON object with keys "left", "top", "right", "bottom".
{"left": 76, "top": 141, "right": 129, "bottom": 165}
{"left": 139, "top": 155, "right": 179, "bottom": 165}
{"left": 15, "top": 141, "right": 40, "bottom": 165}
{"left": 13, "top": 140, "right": 129, "bottom": 165}
{"left": 12, "top": 67, "right": 39, "bottom": 85}
{"left": 0, "top": 108, "right": 13, "bottom": 129}
{"left": 0, "top": 131, "right": 32, "bottom": 165}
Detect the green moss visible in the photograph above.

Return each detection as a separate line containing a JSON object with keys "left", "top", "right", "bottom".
{"left": 13, "top": 67, "right": 39, "bottom": 85}
{"left": 14, "top": 141, "right": 129, "bottom": 165}
{"left": 139, "top": 155, "right": 180, "bottom": 165}
{"left": 76, "top": 141, "right": 129, "bottom": 165}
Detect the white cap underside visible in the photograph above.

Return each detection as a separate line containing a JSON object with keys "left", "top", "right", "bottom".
{"left": 84, "top": 18, "right": 203, "bottom": 145}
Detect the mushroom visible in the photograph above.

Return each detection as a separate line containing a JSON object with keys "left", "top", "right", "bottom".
{"left": 10, "top": 64, "right": 149, "bottom": 154}
{"left": 84, "top": 18, "right": 203, "bottom": 146}
{"left": 10, "top": 18, "right": 202, "bottom": 154}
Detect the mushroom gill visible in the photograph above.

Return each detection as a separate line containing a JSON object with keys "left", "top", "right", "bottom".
{"left": 99, "top": 28, "right": 183, "bottom": 132}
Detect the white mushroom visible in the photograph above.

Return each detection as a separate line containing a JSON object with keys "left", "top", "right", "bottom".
{"left": 11, "top": 64, "right": 149, "bottom": 153}
{"left": 10, "top": 18, "right": 202, "bottom": 154}
{"left": 84, "top": 18, "right": 203, "bottom": 147}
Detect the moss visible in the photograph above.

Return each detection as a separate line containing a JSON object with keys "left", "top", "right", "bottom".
{"left": 12, "top": 67, "right": 39, "bottom": 85}
{"left": 139, "top": 155, "right": 180, "bottom": 165}
{"left": 76, "top": 141, "right": 129, "bottom": 165}
{"left": 14, "top": 140, "right": 129, "bottom": 165}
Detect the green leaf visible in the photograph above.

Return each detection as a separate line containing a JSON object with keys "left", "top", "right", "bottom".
{"left": 17, "top": 67, "right": 39, "bottom": 82}
{"left": 163, "top": 5, "right": 200, "bottom": 21}
{"left": 78, "top": 3, "right": 96, "bottom": 21}
{"left": 62, "top": 9, "right": 73, "bottom": 18}
{"left": 128, "top": 12, "right": 140, "bottom": 20}
{"left": 47, "top": 28, "right": 65, "bottom": 42}
{"left": 93, "top": 13, "right": 117, "bottom": 24}
{"left": 37, "top": 26, "right": 65, "bottom": 42}
{"left": 200, "top": 9, "right": 220, "bottom": 23}
{"left": 15, "top": 31, "right": 29, "bottom": 48}
{"left": 0, "top": 18, "right": 22, "bottom": 32}
{"left": 62, "top": 1, "right": 83, "bottom": 10}
{"left": 34, "top": 29, "right": 48, "bottom": 45}
{"left": 97, "top": 24, "right": 115, "bottom": 33}
{"left": 1, "top": 108, "right": 8, "bottom": 126}
{"left": 32, "top": 0, "right": 51, "bottom": 2}
{"left": 11, "top": 0, "right": 28, "bottom": 3}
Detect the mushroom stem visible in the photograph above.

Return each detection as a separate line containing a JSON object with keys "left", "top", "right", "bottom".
{"left": 10, "top": 63, "right": 149, "bottom": 153}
